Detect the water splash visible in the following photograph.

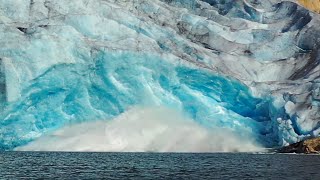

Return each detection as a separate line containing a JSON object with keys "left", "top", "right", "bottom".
{"left": 17, "top": 107, "right": 263, "bottom": 152}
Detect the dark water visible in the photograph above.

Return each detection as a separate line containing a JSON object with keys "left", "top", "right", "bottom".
{"left": 0, "top": 152, "right": 320, "bottom": 179}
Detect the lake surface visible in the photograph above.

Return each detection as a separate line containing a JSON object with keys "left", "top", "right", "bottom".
{"left": 0, "top": 152, "right": 319, "bottom": 179}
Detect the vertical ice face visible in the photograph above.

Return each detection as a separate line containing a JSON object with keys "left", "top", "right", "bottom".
{"left": 0, "top": 0, "right": 319, "bottom": 150}
{"left": 0, "top": 58, "right": 6, "bottom": 110}
{"left": 0, "top": 51, "right": 277, "bottom": 150}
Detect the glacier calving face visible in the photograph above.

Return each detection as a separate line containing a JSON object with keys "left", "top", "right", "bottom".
{"left": 0, "top": 0, "right": 319, "bottom": 151}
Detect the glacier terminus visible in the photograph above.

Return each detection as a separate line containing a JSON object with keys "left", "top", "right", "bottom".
{"left": 0, "top": 0, "right": 319, "bottom": 151}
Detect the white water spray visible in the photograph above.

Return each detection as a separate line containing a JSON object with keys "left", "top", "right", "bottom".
{"left": 17, "top": 107, "right": 263, "bottom": 152}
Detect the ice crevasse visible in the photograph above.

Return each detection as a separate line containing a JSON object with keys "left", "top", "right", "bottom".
{"left": 0, "top": 0, "right": 319, "bottom": 151}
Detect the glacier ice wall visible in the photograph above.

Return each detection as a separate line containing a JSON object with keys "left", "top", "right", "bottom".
{"left": 0, "top": 0, "right": 319, "bottom": 150}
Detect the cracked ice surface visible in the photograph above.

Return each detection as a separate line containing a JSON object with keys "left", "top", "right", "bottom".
{"left": 0, "top": 0, "right": 319, "bottom": 150}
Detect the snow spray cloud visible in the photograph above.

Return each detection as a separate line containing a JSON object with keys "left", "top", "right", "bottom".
{"left": 17, "top": 106, "right": 263, "bottom": 152}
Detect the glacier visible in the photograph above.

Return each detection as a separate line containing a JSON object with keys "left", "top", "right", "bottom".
{"left": 0, "top": 0, "right": 319, "bottom": 151}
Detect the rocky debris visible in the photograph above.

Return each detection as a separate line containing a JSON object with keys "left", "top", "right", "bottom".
{"left": 279, "top": 137, "right": 320, "bottom": 154}
{"left": 298, "top": 0, "right": 320, "bottom": 13}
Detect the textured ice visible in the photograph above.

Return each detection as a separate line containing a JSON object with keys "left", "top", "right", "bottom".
{"left": 0, "top": 0, "right": 319, "bottom": 151}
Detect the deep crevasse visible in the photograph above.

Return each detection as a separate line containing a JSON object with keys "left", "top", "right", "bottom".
{"left": 0, "top": 0, "right": 319, "bottom": 151}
